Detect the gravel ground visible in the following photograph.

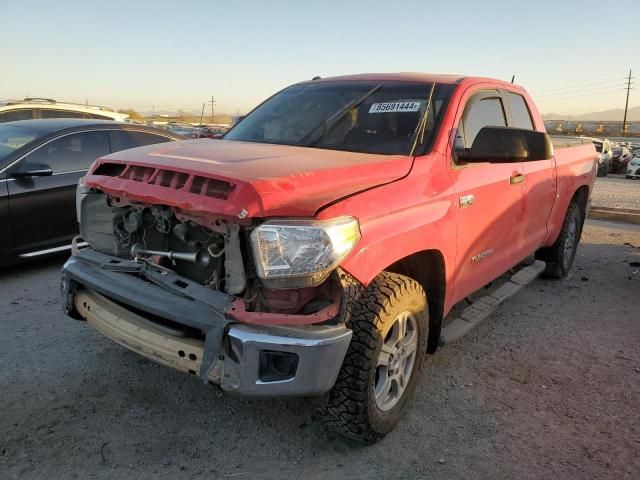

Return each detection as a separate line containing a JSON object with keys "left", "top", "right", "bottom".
{"left": 592, "top": 176, "right": 640, "bottom": 211}
{"left": 1, "top": 219, "right": 639, "bottom": 480}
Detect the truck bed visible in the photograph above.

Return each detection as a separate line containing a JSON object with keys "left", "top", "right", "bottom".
{"left": 550, "top": 136, "right": 592, "bottom": 149}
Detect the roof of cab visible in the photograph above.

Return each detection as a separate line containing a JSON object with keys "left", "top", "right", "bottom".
{"left": 300, "top": 72, "right": 468, "bottom": 85}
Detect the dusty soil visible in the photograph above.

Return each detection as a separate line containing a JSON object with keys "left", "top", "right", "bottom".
{"left": 1, "top": 219, "right": 639, "bottom": 479}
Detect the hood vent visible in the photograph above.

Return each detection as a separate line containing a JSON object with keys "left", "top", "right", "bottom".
{"left": 92, "top": 163, "right": 235, "bottom": 200}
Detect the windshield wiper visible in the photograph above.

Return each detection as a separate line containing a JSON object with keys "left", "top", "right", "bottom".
{"left": 299, "top": 84, "right": 382, "bottom": 147}
{"left": 409, "top": 83, "right": 435, "bottom": 156}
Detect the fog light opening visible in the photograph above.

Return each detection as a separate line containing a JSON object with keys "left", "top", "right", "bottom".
{"left": 259, "top": 351, "right": 299, "bottom": 382}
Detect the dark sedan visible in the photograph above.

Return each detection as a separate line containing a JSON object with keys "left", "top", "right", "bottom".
{"left": 0, "top": 119, "right": 183, "bottom": 264}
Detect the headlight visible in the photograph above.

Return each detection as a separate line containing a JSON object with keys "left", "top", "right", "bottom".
{"left": 250, "top": 216, "right": 360, "bottom": 288}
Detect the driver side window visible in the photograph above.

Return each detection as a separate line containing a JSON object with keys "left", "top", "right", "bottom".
{"left": 460, "top": 95, "right": 507, "bottom": 149}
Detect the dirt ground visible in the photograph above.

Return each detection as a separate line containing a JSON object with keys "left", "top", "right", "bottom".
{"left": 1, "top": 219, "right": 639, "bottom": 480}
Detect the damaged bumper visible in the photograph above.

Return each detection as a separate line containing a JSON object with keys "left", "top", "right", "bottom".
{"left": 61, "top": 249, "right": 352, "bottom": 397}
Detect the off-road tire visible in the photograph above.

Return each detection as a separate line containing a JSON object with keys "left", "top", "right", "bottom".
{"left": 543, "top": 202, "right": 583, "bottom": 278}
{"left": 323, "top": 271, "right": 428, "bottom": 444}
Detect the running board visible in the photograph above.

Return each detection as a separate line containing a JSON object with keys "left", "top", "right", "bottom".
{"left": 439, "top": 260, "right": 546, "bottom": 346}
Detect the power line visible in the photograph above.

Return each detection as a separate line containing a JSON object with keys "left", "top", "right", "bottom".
{"left": 533, "top": 87, "right": 623, "bottom": 101}
{"left": 533, "top": 83, "right": 626, "bottom": 98}
{"left": 530, "top": 78, "right": 623, "bottom": 95}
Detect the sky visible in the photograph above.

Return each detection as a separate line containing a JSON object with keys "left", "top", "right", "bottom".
{"left": 2, "top": 0, "right": 639, "bottom": 116}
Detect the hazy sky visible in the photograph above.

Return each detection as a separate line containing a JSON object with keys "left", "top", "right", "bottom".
{"left": 2, "top": 0, "right": 638, "bottom": 115}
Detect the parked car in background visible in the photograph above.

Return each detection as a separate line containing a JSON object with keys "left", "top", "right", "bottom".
{"left": 626, "top": 153, "right": 640, "bottom": 179}
{"left": 0, "top": 98, "right": 128, "bottom": 123}
{"left": 610, "top": 146, "right": 634, "bottom": 174}
{"left": 187, "top": 126, "right": 229, "bottom": 139}
{"left": 588, "top": 138, "right": 612, "bottom": 177}
{"left": 165, "top": 124, "right": 198, "bottom": 137}
{"left": 0, "top": 119, "right": 183, "bottom": 264}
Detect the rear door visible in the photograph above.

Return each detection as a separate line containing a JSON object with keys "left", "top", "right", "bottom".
{"left": 450, "top": 90, "right": 526, "bottom": 302}
{"left": 503, "top": 91, "right": 556, "bottom": 252}
{"left": 6, "top": 131, "right": 110, "bottom": 253}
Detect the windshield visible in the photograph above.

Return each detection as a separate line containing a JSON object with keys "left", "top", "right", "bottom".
{"left": 0, "top": 125, "right": 44, "bottom": 163}
{"left": 225, "top": 81, "right": 454, "bottom": 155}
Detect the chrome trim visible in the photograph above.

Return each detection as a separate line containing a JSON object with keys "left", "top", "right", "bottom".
{"left": 1, "top": 168, "right": 88, "bottom": 182}
{"left": 19, "top": 242, "right": 88, "bottom": 258}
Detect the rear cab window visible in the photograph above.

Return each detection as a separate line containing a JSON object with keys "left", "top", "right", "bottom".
{"left": 505, "top": 92, "right": 534, "bottom": 130}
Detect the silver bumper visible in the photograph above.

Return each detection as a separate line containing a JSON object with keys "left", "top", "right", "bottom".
{"left": 73, "top": 290, "right": 351, "bottom": 397}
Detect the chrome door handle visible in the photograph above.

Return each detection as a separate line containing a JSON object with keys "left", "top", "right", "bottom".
{"left": 510, "top": 173, "right": 525, "bottom": 185}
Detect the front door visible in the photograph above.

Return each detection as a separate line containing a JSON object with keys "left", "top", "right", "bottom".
{"left": 449, "top": 90, "right": 526, "bottom": 303}
{"left": 7, "top": 131, "right": 109, "bottom": 253}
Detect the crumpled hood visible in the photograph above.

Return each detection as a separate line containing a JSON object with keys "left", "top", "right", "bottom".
{"left": 84, "top": 139, "right": 413, "bottom": 218}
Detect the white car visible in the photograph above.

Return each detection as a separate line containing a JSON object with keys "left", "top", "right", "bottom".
{"left": 0, "top": 98, "right": 128, "bottom": 123}
{"left": 627, "top": 154, "right": 640, "bottom": 179}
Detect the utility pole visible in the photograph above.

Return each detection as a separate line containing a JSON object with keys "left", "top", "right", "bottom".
{"left": 622, "top": 69, "right": 633, "bottom": 135}
{"left": 209, "top": 96, "right": 216, "bottom": 123}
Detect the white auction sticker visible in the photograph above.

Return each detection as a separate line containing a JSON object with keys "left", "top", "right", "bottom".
{"left": 369, "top": 101, "right": 421, "bottom": 113}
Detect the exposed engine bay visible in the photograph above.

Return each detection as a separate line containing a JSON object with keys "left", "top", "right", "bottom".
{"left": 77, "top": 190, "right": 339, "bottom": 317}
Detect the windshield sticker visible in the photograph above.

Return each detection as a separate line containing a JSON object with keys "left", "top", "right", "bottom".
{"left": 369, "top": 101, "right": 421, "bottom": 113}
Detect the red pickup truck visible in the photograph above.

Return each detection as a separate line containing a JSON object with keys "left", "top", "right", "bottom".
{"left": 62, "top": 73, "right": 597, "bottom": 443}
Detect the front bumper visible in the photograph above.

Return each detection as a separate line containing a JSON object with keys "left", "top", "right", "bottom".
{"left": 627, "top": 166, "right": 640, "bottom": 177}
{"left": 61, "top": 249, "right": 352, "bottom": 397}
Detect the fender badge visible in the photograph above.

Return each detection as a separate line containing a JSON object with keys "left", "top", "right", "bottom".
{"left": 237, "top": 209, "right": 248, "bottom": 219}
{"left": 471, "top": 248, "right": 494, "bottom": 264}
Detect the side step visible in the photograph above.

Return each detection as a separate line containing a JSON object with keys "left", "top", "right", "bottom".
{"left": 439, "top": 260, "right": 546, "bottom": 346}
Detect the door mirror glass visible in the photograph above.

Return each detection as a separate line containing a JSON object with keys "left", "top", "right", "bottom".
{"left": 11, "top": 162, "right": 54, "bottom": 178}
{"left": 456, "top": 126, "right": 552, "bottom": 164}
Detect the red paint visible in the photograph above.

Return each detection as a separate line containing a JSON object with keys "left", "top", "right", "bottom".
{"left": 84, "top": 74, "right": 597, "bottom": 323}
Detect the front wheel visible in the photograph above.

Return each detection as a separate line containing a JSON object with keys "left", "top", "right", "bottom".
{"left": 543, "top": 202, "right": 583, "bottom": 278}
{"left": 323, "top": 272, "right": 428, "bottom": 444}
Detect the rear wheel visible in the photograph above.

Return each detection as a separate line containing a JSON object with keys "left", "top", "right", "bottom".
{"left": 543, "top": 202, "right": 583, "bottom": 278}
{"left": 323, "top": 272, "right": 428, "bottom": 444}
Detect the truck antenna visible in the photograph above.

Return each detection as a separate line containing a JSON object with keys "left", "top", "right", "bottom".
{"left": 511, "top": 75, "right": 515, "bottom": 84}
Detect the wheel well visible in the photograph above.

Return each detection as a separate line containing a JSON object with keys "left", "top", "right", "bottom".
{"left": 572, "top": 185, "right": 590, "bottom": 219}
{"left": 386, "top": 250, "right": 445, "bottom": 354}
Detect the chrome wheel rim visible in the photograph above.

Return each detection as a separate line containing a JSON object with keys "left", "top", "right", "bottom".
{"left": 374, "top": 311, "right": 418, "bottom": 412}
{"left": 563, "top": 217, "right": 577, "bottom": 269}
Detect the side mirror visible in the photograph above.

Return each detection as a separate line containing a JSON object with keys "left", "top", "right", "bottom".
{"left": 456, "top": 126, "right": 553, "bottom": 164}
{"left": 11, "top": 162, "right": 54, "bottom": 178}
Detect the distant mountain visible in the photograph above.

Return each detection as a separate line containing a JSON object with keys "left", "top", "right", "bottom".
{"left": 544, "top": 105, "right": 640, "bottom": 122}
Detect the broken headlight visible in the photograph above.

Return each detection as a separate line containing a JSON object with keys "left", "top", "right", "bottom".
{"left": 250, "top": 216, "right": 360, "bottom": 288}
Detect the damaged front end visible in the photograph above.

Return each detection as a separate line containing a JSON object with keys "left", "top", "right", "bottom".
{"left": 62, "top": 185, "right": 356, "bottom": 397}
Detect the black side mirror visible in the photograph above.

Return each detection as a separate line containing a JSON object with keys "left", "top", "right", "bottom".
{"left": 11, "top": 162, "right": 54, "bottom": 178}
{"left": 457, "top": 126, "right": 553, "bottom": 164}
